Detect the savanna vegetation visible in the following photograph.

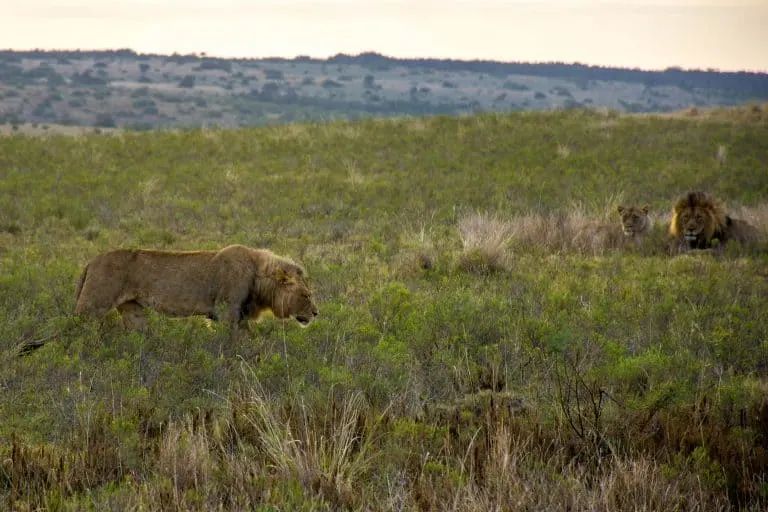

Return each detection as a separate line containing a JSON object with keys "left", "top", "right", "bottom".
{"left": 2, "top": 49, "right": 767, "bottom": 131}
{"left": 2, "top": 107, "right": 768, "bottom": 510}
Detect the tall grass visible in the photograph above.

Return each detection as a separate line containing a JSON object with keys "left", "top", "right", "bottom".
{"left": 457, "top": 212, "right": 514, "bottom": 272}
{"left": 457, "top": 202, "right": 767, "bottom": 264}
{"left": 240, "top": 383, "right": 376, "bottom": 508}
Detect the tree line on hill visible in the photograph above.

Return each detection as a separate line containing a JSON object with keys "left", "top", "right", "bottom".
{"left": 2, "top": 49, "right": 766, "bottom": 99}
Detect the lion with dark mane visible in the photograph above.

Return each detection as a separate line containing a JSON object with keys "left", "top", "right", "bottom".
{"left": 74, "top": 244, "right": 318, "bottom": 338}
{"left": 669, "top": 191, "right": 762, "bottom": 250}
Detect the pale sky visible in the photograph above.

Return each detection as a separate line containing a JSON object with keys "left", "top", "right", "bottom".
{"left": 2, "top": 0, "right": 767, "bottom": 72}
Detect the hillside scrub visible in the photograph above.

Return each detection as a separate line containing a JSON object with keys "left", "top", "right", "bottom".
{"left": 2, "top": 108, "right": 768, "bottom": 510}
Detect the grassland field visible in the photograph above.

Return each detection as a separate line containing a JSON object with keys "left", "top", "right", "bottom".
{"left": 1, "top": 106, "right": 768, "bottom": 510}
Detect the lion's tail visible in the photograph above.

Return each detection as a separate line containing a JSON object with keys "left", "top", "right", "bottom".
{"left": 74, "top": 264, "right": 88, "bottom": 312}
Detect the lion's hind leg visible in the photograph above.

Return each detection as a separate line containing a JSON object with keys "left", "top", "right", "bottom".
{"left": 117, "top": 301, "right": 149, "bottom": 331}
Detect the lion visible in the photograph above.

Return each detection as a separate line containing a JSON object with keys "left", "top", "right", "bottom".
{"left": 573, "top": 205, "right": 653, "bottom": 253}
{"left": 669, "top": 191, "right": 762, "bottom": 250}
{"left": 74, "top": 244, "right": 318, "bottom": 339}
{"left": 573, "top": 221, "right": 623, "bottom": 253}
{"left": 617, "top": 204, "right": 653, "bottom": 239}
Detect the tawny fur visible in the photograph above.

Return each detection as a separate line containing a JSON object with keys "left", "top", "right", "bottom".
{"left": 74, "top": 244, "right": 318, "bottom": 337}
{"left": 669, "top": 191, "right": 761, "bottom": 249}
{"left": 573, "top": 222, "right": 623, "bottom": 252}
{"left": 617, "top": 204, "right": 654, "bottom": 239}
{"left": 573, "top": 205, "right": 653, "bottom": 253}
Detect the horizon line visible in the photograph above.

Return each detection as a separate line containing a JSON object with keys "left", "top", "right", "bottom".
{"left": 3, "top": 47, "right": 767, "bottom": 75}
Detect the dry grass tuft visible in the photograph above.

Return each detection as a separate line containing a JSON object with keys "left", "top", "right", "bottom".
{"left": 457, "top": 212, "right": 514, "bottom": 273}
{"left": 155, "top": 415, "right": 216, "bottom": 496}
{"left": 716, "top": 144, "right": 728, "bottom": 166}
{"left": 344, "top": 159, "right": 366, "bottom": 187}
{"left": 556, "top": 143, "right": 571, "bottom": 158}
{"left": 506, "top": 208, "right": 591, "bottom": 254}
{"left": 242, "top": 383, "right": 376, "bottom": 509}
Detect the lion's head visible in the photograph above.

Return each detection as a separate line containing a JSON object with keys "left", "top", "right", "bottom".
{"left": 617, "top": 205, "right": 652, "bottom": 238}
{"left": 669, "top": 191, "right": 728, "bottom": 249}
{"left": 269, "top": 260, "right": 318, "bottom": 327}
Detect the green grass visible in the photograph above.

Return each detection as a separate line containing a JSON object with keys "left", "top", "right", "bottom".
{"left": 2, "top": 108, "right": 768, "bottom": 510}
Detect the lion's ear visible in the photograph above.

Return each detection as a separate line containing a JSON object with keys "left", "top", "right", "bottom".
{"left": 276, "top": 268, "right": 291, "bottom": 284}
{"left": 617, "top": 206, "right": 625, "bottom": 214}
{"left": 642, "top": 205, "right": 649, "bottom": 214}
{"left": 280, "top": 261, "right": 303, "bottom": 278}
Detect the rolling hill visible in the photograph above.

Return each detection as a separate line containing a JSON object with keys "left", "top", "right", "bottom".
{"left": 1, "top": 49, "right": 767, "bottom": 130}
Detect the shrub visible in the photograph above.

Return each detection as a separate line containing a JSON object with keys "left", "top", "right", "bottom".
{"left": 321, "top": 79, "right": 343, "bottom": 89}
{"left": 94, "top": 113, "right": 117, "bottom": 127}
{"left": 178, "top": 75, "right": 196, "bottom": 88}
{"left": 502, "top": 81, "right": 529, "bottom": 91}
{"left": 264, "top": 69, "right": 284, "bottom": 80}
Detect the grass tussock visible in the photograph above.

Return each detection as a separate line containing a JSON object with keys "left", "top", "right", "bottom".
{"left": 237, "top": 382, "right": 377, "bottom": 509}
{"left": 155, "top": 415, "right": 216, "bottom": 499}
{"left": 457, "top": 212, "right": 514, "bottom": 273}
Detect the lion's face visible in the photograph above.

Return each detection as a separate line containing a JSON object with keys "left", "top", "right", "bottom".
{"left": 676, "top": 206, "right": 716, "bottom": 244}
{"left": 272, "top": 264, "right": 318, "bottom": 327}
{"left": 617, "top": 205, "right": 650, "bottom": 237}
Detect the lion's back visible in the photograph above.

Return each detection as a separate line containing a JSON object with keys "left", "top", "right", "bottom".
{"left": 76, "top": 248, "right": 220, "bottom": 316}
{"left": 726, "top": 218, "right": 763, "bottom": 244}
{"left": 573, "top": 221, "right": 624, "bottom": 253}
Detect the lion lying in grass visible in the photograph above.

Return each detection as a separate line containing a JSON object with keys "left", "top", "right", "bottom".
{"left": 74, "top": 244, "right": 318, "bottom": 339}
{"left": 573, "top": 204, "right": 655, "bottom": 253}
{"left": 669, "top": 191, "right": 762, "bottom": 250}
{"left": 617, "top": 204, "right": 654, "bottom": 239}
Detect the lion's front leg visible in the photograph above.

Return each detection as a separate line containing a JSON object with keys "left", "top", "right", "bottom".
{"left": 117, "top": 301, "right": 149, "bottom": 331}
{"left": 207, "top": 303, "right": 250, "bottom": 358}
{"left": 212, "top": 300, "right": 250, "bottom": 344}
{"left": 229, "top": 303, "right": 256, "bottom": 344}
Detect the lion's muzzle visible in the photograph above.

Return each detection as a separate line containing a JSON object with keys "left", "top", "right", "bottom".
{"left": 294, "top": 305, "right": 319, "bottom": 328}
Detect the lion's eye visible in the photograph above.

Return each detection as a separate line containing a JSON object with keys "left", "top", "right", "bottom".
{"left": 696, "top": 215, "right": 704, "bottom": 222}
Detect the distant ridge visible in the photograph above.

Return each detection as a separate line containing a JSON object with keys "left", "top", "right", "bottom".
{"left": 3, "top": 48, "right": 767, "bottom": 96}
{"left": 1, "top": 48, "right": 766, "bottom": 130}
